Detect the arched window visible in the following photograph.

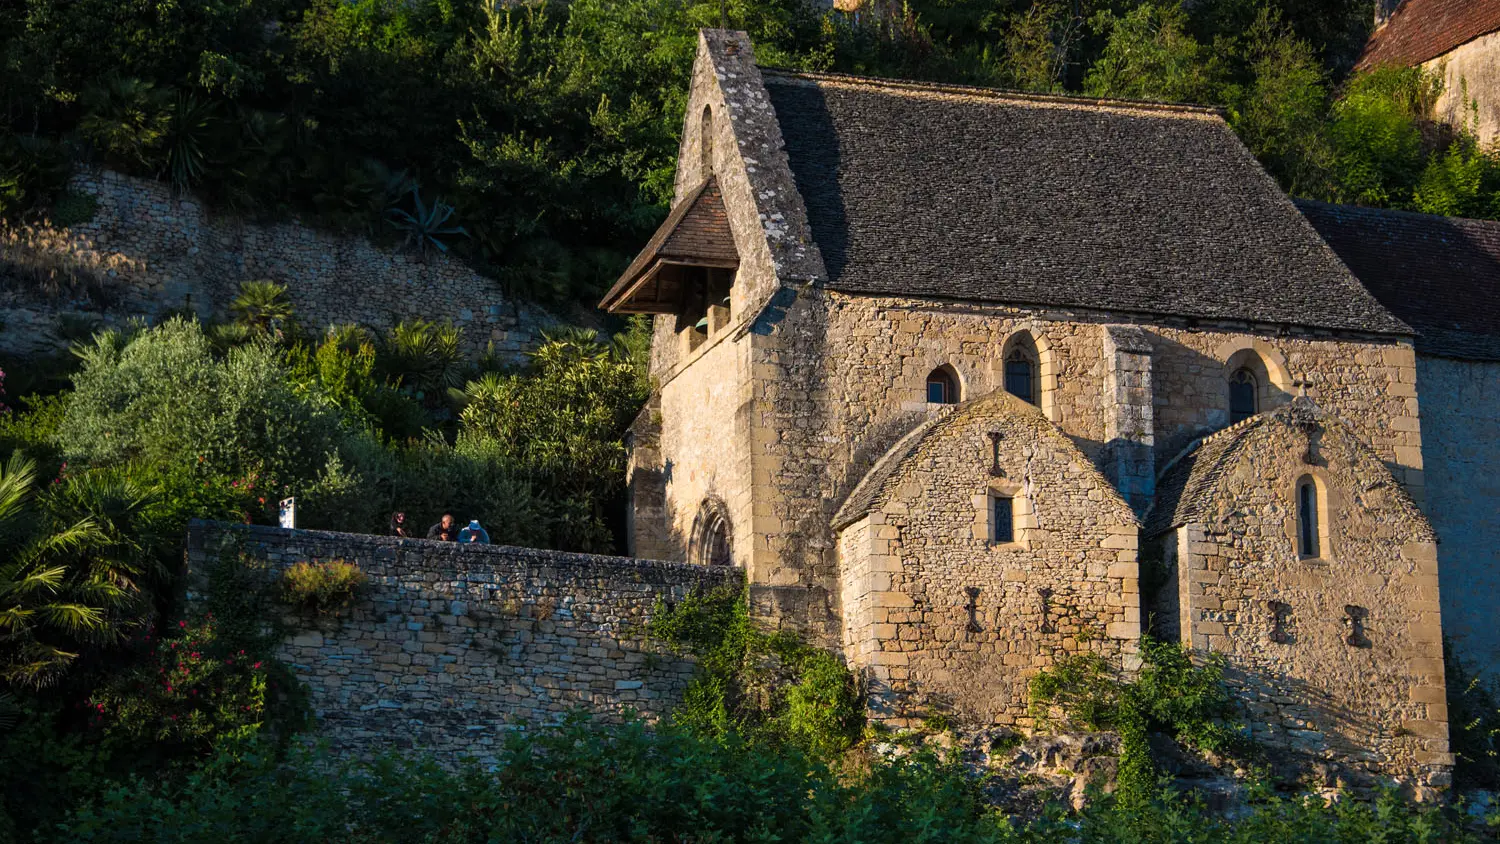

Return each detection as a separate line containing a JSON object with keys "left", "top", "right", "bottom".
{"left": 690, "top": 497, "right": 733, "bottom": 567}
{"left": 1297, "top": 476, "right": 1320, "bottom": 559}
{"left": 1228, "top": 367, "right": 1258, "bottom": 423}
{"left": 926, "top": 367, "right": 958, "bottom": 404}
{"left": 1004, "top": 348, "right": 1037, "bottom": 405}
{"left": 700, "top": 105, "right": 715, "bottom": 175}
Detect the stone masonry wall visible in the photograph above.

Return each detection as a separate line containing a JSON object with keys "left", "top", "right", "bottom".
{"left": 1424, "top": 30, "right": 1500, "bottom": 148}
{"left": 743, "top": 289, "right": 1424, "bottom": 645}
{"left": 186, "top": 521, "right": 741, "bottom": 766}
{"left": 1157, "top": 409, "right": 1449, "bottom": 789}
{"left": 837, "top": 391, "right": 1140, "bottom": 728}
{"left": 1, "top": 169, "right": 554, "bottom": 359}
{"left": 1415, "top": 355, "right": 1500, "bottom": 678}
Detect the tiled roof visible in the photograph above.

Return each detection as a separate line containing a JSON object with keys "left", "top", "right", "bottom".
{"left": 1356, "top": 0, "right": 1500, "bottom": 70}
{"left": 599, "top": 177, "right": 738, "bottom": 312}
{"left": 1146, "top": 399, "right": 1336, "bottom": 538}
{"left": 1297, "top": 201, "right": 1500, "bottom": 360}
{"left": 763, "top": 72, "right": 1410, "bottom": 336}
{"left": 832, "top": 409, "right": 952, "bottom": 532}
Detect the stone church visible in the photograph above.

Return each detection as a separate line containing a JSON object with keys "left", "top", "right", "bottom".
{"left": 603, "top": 30, "right": 1500, "bottom": 788}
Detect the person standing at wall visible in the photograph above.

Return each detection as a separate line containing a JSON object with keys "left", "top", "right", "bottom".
{"left": 459, "top": 520, "right": 490, "bottom": 544}
{"left": 426, "top": 513, "right": 459, "bottom": 541}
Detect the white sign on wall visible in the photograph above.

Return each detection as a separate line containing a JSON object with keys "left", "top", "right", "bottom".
{"left": 279, "top": 497, "right": 296, "bottom": 529}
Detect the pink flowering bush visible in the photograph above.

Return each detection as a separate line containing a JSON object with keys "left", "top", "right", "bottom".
{"left": 87, "top": 614, "right": 304, "bottom": 763}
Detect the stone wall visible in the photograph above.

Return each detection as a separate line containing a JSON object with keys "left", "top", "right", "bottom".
{"left": 1150, "top": 404, "right": 1449, "bottom": 790}
{"left": 186, "top": 521, "right": 741, "bottom": 765}
{"left": 1425, "top": 31, "right": 1500, "bottom": 147}
{"left": 1, "top": 169, "right": 555, "bottom": 359}
{"left": 836, "top": 391, "right": 1140, "bottom": 728}
{"left": 736, "top": 289, "right": 1425, "bottom": 641}
{"left": 1415, "top": 355, "right": 1500, "bottom": 678}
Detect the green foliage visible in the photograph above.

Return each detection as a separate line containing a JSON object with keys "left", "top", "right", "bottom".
{"left": 379, "top": 318, "right": 465, "bottom": 401}
{"left": 384, "top": 188, "right": 468, "bottom": 259}
{"left": 87, "top": 614, "right": 304, "bottom": 767}
{"left": 50, "top": 191, "right": 99, "bottom": 228}
{"left": 1029, "top": 636, "right": 1248, "bottom": 802}
{"left": 458, "top": 328, "right": 648, "bottom": 551}
{"left": 1084, "top": 3, "right": 1216, "bottom": 105}
{"left": 1446, "top": 638, "right": 1500, "bottom": 791}
{"left": 78, "top": 76, "right": 172, "bottom": 172}
{"left": 0, "top": 453, "right": 160, "bottom": 688}
{"left": 648, "top": 585, "right": 864, "bottom": 758}
{"left": 278, "top": 559, "right": 368, "bottom": 614}
{"left": 0, "top": 135, "right": 71, "bottom": 222}
{"left": 48, "top": 718, "right": 1498, "bottom": 843}
{"left": 59, "top": 318, "right": 341, "bottom": 494}
{"left": 228, "top": 280, "right": 295, "bottom": 337}
{"left": 1328, "top": 66, "right": 1442, "bottom": 208}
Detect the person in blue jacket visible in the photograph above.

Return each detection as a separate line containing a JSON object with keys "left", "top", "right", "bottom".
{"left": 458, "top": 519, "right": 490, "bottom": 545}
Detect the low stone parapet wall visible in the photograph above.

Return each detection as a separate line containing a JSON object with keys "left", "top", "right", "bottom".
{"left": 186, "top": 521, "right": 741, "bottom": 765}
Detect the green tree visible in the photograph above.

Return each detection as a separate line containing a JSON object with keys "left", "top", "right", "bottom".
{"left": 1084, "top": 3, "right": 1217, "bottom": 104}
{"left": 458, "top": 328, "right": 647, "bottom": 552}
{"left": 1328, "top": 66, "right": 1443, "bottom": 207}
{"left": 58, "top": 319, "right": 340, "bottom": 494}
{"left": 1225, "top": 11, "right": 1334, "bottom": 198}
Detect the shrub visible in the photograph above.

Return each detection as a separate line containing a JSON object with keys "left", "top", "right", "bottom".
{"left": 58, "top": 318, "right": 341, "bottom": 491}
{"left": 1029, "top": 636, "right": 1248, "bottom": 802}
{"left": 649, "top": 585, "right": 864, "bottom": 758}
{"left": 87, "top": 614, "right": 306, "bottom": 768}
{"left": 49, "top": 191, "right": 99, "bottom": 228}
{"left": 279, "top": 560, "right": 368, "bottom": 614}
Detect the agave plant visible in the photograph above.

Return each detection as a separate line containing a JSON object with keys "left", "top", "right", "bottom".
{"left": 229, "top": 280, "right": 294, "bottom": 336}
{"left": 385, "top": 188, "right": 468, "bottom": 260}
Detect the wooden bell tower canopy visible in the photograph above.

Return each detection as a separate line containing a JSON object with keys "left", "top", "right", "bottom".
{"left": 599, "top": 177, "right": 740, "bottom": 314}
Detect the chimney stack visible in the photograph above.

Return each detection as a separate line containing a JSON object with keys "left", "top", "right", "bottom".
{"left": 1375, "top": 0, "right": 1402, "bottom": 28}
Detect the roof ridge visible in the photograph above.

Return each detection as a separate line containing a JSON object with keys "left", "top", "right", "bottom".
{"left": 761, "top": 68, "right": 1224, "bottom": 119}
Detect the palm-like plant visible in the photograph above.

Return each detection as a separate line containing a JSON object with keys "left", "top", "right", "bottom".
{"left": 229, "top": 280, "right": 294, "bottom": 336}
{"left": 385, "top": 188, "right": 468, "bottom": 261}
{"left": 380, "top": 319, "right": 466, "bottom": 401}
{"left": 0, "top": 454, "right": 130, "bottom": 689}
{"left": 78, "top": 76, "right": 170, "bottom": 170}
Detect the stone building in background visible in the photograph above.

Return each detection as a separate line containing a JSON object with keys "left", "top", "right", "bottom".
{"left": 601, "top": 30, "right": 1500, "bottom": 789}
{"left": 1358, "top": 0, "right": 1500, "bottom": 144}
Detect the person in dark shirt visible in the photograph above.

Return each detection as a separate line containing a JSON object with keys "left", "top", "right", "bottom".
{"left": 389, "top": 511, "right": 410, "bottom": 537}
{"left": 426, "top": 513, "right": 459, "bottom": 541}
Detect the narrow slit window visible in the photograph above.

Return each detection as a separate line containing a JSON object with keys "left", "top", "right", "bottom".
{"left": 1297, "top": 478, "right": 1320, "bottom": 559}
{"left": 992, "top": 495, "right": 1015, "bottom": 544}
{"left": 926, "top": 368, "right": 958, "bottom": 404}
{"left": 1229, "top": 367, "right": 1258, "bottom": 423}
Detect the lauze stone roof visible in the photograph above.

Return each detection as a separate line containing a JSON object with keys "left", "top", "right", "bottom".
{"left": 1357, "top": 0, "right": 1500, "bottom": 70}
{"left": 762, "top": 72, "right": 1409, "bottom": 336}
{"left": 1298, "top": 201, "right": 1500, "bottom": 361}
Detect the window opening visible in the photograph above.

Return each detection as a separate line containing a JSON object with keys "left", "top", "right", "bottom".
{"left": 1229, "top": 367, "right": 1258, "bottom": 423}
{"left": 992, "top": 495, "right": 1015, "bottom": 544}
{"left": 1297, "top": 478, "right": 1320, "bottom": 559}
{"left": 1004, "top": 349, "right": 1036, "bottom": 405}
{"left": 926, "top": 368, "right": 958, "bottom": 404}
